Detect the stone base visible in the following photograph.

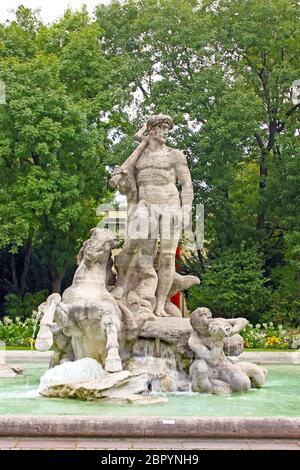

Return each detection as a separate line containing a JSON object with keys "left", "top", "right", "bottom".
{"left": 38, "top": 358, "right": 167, "bottom": 404}
{"left": 140, "top": 317, "right": 244, "bottom": 357}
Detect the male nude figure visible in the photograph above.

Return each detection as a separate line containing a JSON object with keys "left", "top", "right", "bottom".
{"left": 110, "top": 115, "right": 194, "bottom": 317}
{"left": 134, "top": 115, "right": 194, "bottom": 316}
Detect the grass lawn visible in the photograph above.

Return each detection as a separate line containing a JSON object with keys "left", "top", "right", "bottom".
{"left": 244, "top": 348, "right": 295, "bottom": 352}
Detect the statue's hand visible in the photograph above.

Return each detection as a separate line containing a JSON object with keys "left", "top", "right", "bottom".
{"left": 134, "top": 124, "right": 148, "bottom": 142}
{"left": 109, "top": 166, "right": 128, "bottom": 189}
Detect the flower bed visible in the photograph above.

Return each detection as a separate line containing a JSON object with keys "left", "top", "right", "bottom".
{"left": 241, "top": 322, "right": 300, "bottom": 350}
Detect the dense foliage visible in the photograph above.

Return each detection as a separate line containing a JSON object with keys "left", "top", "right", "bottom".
{"left": 0, "top": 1, "right": 300, "bottom": 327}
{"left": 0, "top": 314, "right": 37, "bottom": 347}
{"left": 185, "top": 245, "right": 270, "bottom": 321}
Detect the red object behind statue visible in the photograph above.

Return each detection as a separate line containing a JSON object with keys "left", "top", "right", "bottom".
{"left": 170, "top": 246, "right": 181, "bottom": 308}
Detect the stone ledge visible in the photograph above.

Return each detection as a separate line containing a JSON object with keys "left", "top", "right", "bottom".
{"left": 238, "top": 351, "right": 300, "bottom": 364}
{"left": 4, "top": 349, "right": 300, "bottom": 364}
{"left": 4, "top": 350, "right": 52, "bottom": 363}
{"left": 0, "top": 416, "right": 299, "bottom": 439}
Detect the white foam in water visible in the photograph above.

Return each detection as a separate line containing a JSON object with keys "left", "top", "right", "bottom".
{"left": 0, "top": 389, "right": 40, "bottom": 399}
{"left": 38, "top": 357, "right": 107, "bottom": 393}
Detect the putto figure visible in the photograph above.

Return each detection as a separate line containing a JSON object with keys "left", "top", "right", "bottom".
{"left": 188, "top": 308, "right": 267, "bottom": 394}
{"left": 110, "top": 114, "right": 196, "bottom": 317}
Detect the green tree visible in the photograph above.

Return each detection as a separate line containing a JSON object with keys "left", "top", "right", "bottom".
{"left": 95, "top": 0, "right": 300, "bottom": 322}
{"left": 186, "top": 245, "right": 270, "bottom": 321}
{"left": 0, "top": 6, "right": 122, "bottom": 296}
{"left": 1, "top": 1, "right": 299, "bottom": 324}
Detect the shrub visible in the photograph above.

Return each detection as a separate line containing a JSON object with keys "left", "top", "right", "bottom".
{"left": 240, "top": 322, "right": 294, "bottom": 349}
{"left": 264, "top": 264, "right": 300, "bottom": 327}
{"left": 261, "top": 298, "right": 300, "bottom": 327}
{"left": 3, "top": 290, "right": 48, "bottom": 320}
{"left": 185, "top": 245, "right": 270, "bottom": 322}
{"left": 0, "top": 313, "right": 38, "bottom": 347}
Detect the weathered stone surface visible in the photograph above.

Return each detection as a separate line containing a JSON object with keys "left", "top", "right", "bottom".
{"left": 38, "top": 358, "right": 156, "bottom": 402}
{"left": 188, "top": 308, "right": 266, "bottom": 394}
{"left": 1, "top": 416, "right": 300, "bottom": 439}
{"left": 140, "top": 317, "right": 193, "bottom": 358}
{"left": 138, "top": 321, "right": 244, "bottom": 358}
{"left": 0, "top": 363, "right": 18, "bottom": 378}
{"left": 127, "top": 355, "right": 190, "bottom": 393}
{"left": 223, "top": 334, "right": 244, "bottom": 356}
{"left": 81, "top": 371, "right": 132, "bottom": 392}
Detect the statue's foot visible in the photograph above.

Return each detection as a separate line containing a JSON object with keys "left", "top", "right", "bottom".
{"left": 154, "top": 308, "right": 170, "bottom": 317}
{"left": 105, "top": 348, "right": 123, "bottom": 373}
{"left": 105, "top": 358, "right": 123, "bottom": 373}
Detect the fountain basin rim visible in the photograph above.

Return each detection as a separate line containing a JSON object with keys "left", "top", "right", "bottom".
{"left": 0, "top": 415, "right": 299, "bottom": 439}
{"left": 3, "top": 350, "right": 300, "bottom": 364}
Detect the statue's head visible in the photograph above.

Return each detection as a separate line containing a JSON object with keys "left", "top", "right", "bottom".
{"left": 190, "top": 307, "right": 213, "bottom": 334}
{"left": 77, "top": 228, "right": 118, "bottom": 265}
{"left": 147, "top": 114, "right": 173, "bottom": 144}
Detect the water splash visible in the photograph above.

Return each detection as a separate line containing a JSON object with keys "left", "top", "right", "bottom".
{"left": 130, "top": 339, "right": 190, "bottom": 393}
{"left": 38, "top": 357, "right": 106, "bottom": 393}
{"left": 0, "top": 388, "right": 40, "bottom": 399}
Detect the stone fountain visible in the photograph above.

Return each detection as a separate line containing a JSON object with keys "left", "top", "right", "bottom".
{"left": 35, "top": 114, "right": 266, "bottom": 403}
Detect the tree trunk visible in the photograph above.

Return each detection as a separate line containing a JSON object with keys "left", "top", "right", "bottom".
{"left": 10, "top": 253, "right": 19, "bottom": 293}
{"left": 196, "top": 248, "right": 205, "bottom": 271}
{"left": 256, "top": 150, "right": 268, "bottom": 231}
{"left": 20, "top": 238, "right": 32, "bottom": 296}
{"left": 51, "top": 273, "right": 63, "bottom": 294}
{"left": 49, "top": 263, "right": 68, "bottom": 294}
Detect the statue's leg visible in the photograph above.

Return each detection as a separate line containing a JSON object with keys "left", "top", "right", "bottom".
{"left": 137, "top": 239, "right": 158, "bottom": 313}
{"left": 154, "top": 206, "right": 180, "bottom": 317}
{"left": 190, "top": 359, "right": 212, "bottom": 393}
{"left": 112, "top": 239, "right": 141, "bottom": 300}
{"left": 135, "top": 273, "right": 158, "bottom": 312}
{"left": 102, "top": 308, "right": 122, "bottom": 373}
{"left": 238, "top": 361, "right": 267, "bottom": 388}
{"left": 219, "top": 364, "right": 251, "bottom": 392}
{"left": 154, "top": 238, "right": 178, "bottom": 317}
